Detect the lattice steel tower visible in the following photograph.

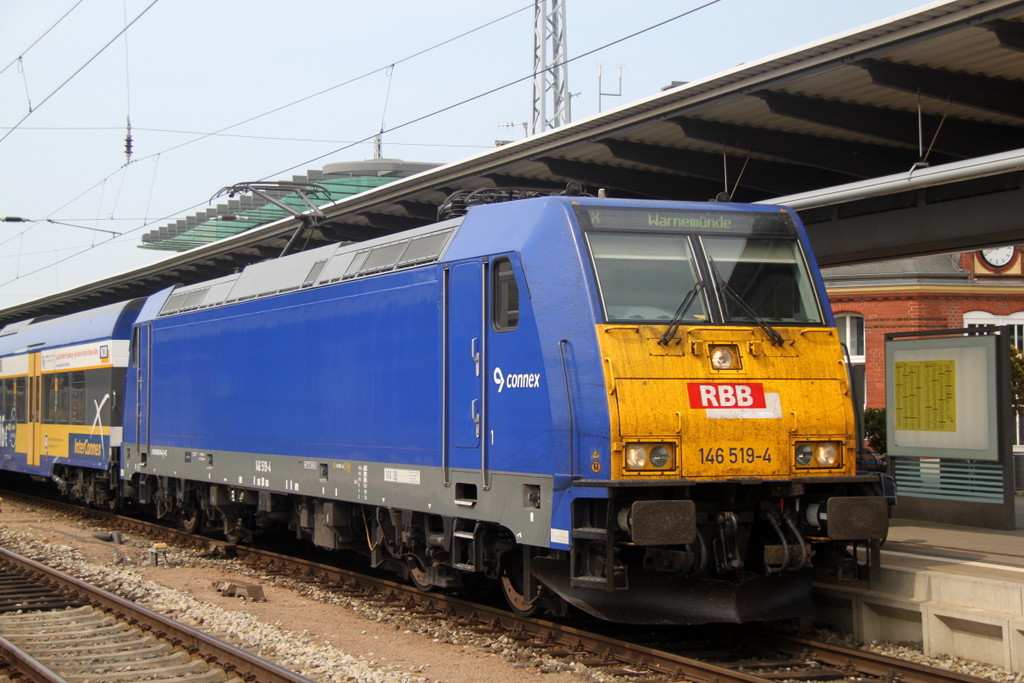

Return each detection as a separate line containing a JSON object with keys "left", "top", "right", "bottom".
{"left": 532, "top": 0, "right": 571, "bottom": 134}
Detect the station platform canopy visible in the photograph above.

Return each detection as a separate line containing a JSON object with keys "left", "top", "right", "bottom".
{"left": 139, "top": 160, "right": 438, "bottom": 252}
{"left": 2, "top": 0, "right": 1022, "bottom": 328}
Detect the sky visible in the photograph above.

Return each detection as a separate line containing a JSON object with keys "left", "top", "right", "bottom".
{"left": 0, "top": 0, "right": 931, "bottom": 311}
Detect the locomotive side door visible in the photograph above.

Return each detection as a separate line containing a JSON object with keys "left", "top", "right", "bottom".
{"left": 446, "top": 259, "right": 487, "bottom": 482}
{"left": 133, "top": 323, "right": 151, "bottom": 457}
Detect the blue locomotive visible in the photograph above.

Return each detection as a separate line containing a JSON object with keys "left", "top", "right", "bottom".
{"left": 0, "top": 195, "right": 889, "bottom": 624}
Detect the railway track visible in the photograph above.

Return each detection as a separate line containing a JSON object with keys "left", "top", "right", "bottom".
{"left": 0, "top": 488, "right": 999, "bottom": 683}
{"left": 0, "top": 544, "right": 312, "bottom": 683}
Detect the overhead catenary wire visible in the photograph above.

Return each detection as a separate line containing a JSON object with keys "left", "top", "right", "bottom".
{"left": 144, "top": 3, "right": 534, "bottom": 161}
{"left": 0, "top": 126, "right": 497, "bottom": 147}
{"left": 0, "top": 2, "right": 538, "bottom": 265}
{"left": 263, "top": 0, "right": 724, "bottom": 180}
{"left": 0, "top": 0, "right": 86, "bottom": 77}
{"left": 0, "top": 3, "right": 534, "bottom": 253}
{"left": 0, "top": 0, "right": 724, "bottom": 294}
{"left": 0, "top": 0, "right": 160, "bottom": 147}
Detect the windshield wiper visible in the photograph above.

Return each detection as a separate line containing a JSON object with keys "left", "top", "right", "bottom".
{"left": 718, "top": 280, "right": 785, "bottom": 347}
{"left": 705, "top": 254, "right": 786, "bottom": 347}
{"left": 658, "top": 280, "right": 705, "bottom": 346}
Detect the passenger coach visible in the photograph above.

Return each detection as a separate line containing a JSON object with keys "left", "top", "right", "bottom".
{"left": 0, "top": 299, "right": 142, "bottom": 507}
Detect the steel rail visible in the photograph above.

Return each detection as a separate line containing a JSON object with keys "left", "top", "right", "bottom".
{"left": 753, "top": 629, "right": 995, "bottom": 683}
{"left": 0, "top": 546, "right": 314, "bottom": 683}
{"left": 1, "top": 488, "right": 997, "bottom": 683}
{"left": 0, "top": 632, "right": 66, "bottom": 683}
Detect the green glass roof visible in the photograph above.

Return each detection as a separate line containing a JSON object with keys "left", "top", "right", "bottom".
{"left": 140, "top": 175, "right": 396, "bottom": 252}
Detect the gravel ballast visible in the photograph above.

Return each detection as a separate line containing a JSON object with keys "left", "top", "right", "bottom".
{"left": 1, "top": 498, "right": 1021, "bottom": 682}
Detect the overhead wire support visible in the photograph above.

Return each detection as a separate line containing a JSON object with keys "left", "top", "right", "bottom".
{"left": 123, "top": 0, "right": 134, "bottom": 165}
{"left": 597, "top": 64, "right": 622, "bottom": 113}
{"left": 374, "top": 65, "right": 395, "bottom": 160}
{"left": 1, "top": 216, "right": 121, "bottom": 236}
{"left": 532, "top": 0, "right": 571, "bottom": 134}
{"left": 18, "top": 58, "right": 33, "bottom": 113}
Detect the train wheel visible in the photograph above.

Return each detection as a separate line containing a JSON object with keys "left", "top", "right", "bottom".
{"left": 408, "top": 562, "right": 433, "bottom": 592}
{"left": 222, "top": 516, "right": 252, "bottom": 545}
{"left": 180, "top": 508, "right": 203, "bottom": 534}
{"left": 500, "top": 556, "right": 541, "bottom": 617}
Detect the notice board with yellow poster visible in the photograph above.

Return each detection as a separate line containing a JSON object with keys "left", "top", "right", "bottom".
{"left": 885, "top": 332, "right": 1008, "bottom": 461}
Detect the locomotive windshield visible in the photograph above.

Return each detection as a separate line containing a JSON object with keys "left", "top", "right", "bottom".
{"left": 586, "top": 233, "right": 707, "bottom": 322}
{"left": 578, "top": 206, "right": 824, "bottom": 325}
{"left": 703, "top": 236, "right": 822, "bottom": 324}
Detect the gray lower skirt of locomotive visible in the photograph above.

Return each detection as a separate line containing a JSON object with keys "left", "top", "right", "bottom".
{"left": 121, "top": 444, "right": 555, "bottom": 548}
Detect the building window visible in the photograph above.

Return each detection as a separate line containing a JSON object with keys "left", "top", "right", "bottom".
{"left": 835, "top": 313, "right": 865, "bottom": 362}
{"left": 963, "top": 311, "right": 1024, "bottom": 349}
{"left": 963, "top": 311, "right": 1024, "bottom": 448}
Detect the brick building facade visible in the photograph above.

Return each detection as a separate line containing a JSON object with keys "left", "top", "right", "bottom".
{"left": 822, "top": 248, "right": 1024, "bottom": 412}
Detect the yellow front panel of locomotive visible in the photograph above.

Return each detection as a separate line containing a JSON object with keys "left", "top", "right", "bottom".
{"left": 598, "top": 325, "right": 856, "bottom": 481}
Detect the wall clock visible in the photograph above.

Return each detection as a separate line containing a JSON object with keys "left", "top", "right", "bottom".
{"left": 980, "top": 246, "right": 1015, "bottom": 268}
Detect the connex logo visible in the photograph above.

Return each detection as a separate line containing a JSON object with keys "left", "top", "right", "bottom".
{"left": 493, "top": 367, "right": 541, "bottom": 393}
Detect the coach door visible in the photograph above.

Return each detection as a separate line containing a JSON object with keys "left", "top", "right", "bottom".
{"left": 445, "top": 260, "right": 489, "bottom": 489}
{"left": 27, "top": 353, "right": 41, "bottom": 467}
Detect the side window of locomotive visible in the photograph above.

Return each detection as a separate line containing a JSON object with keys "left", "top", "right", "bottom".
{"left": 701, "top": 236, "right": 823, "bottom": 324}
{"left": 131, "top": 328, "right": 140, "bottom": 368}
{"left": 492, "top": 259, "right": 519, "bottom": 331}
{"left": 587, "top": 233, "right": 706, "bottom": 322}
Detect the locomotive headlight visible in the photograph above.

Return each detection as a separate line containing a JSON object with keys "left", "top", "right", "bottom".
{"left": 624, "top": 443, "right": 675, "bottom": 470}
{"left": 625, "top": 444, "right": 648, "bottom": 469}
{"left": 794, "top": 441, "right": 842, "bottom": 468}
{"left": 649, "top": 445, "right": 671, "bottom": 468}
{"left": 814, "top": 443, "right": 839, "bottom": 467}
{"left": 708, "top": 344, "right": 741, "bottom": 370}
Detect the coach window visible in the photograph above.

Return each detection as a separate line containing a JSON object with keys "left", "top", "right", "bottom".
{"left": 43, "top": 373, "right": 70, "bottom": 424}
{"left": 70, "top": 371, "right": 87, "bottom": 425}
{"left": 492, "top": 259, "right": 519, "bottom": 331}
{"left": 12, "top": 378, "right": 26, "bottom": 423}
{"left": 42, "top": 376, "right": 53, "bottom": 422}
{"left": 3, "top": 379, "right": 21, "bottom": 422}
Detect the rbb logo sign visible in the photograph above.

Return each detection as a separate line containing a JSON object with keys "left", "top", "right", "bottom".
{"left": 687, "top": 382, "right": 767, "bottom": 409}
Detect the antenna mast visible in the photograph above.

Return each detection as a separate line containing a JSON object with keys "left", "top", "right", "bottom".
{"left": 532, "top": 0, "right": 570, "bottom": 134}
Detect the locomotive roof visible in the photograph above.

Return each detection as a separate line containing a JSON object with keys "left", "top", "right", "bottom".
{"left": 0, "top": 298, "right": 144, "bottom": 357}
{"left": 149, "top": 218, "right": 463, "bottom": 320}
{"left": 147, "top": 195, "right": 806, "bottom": 321}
